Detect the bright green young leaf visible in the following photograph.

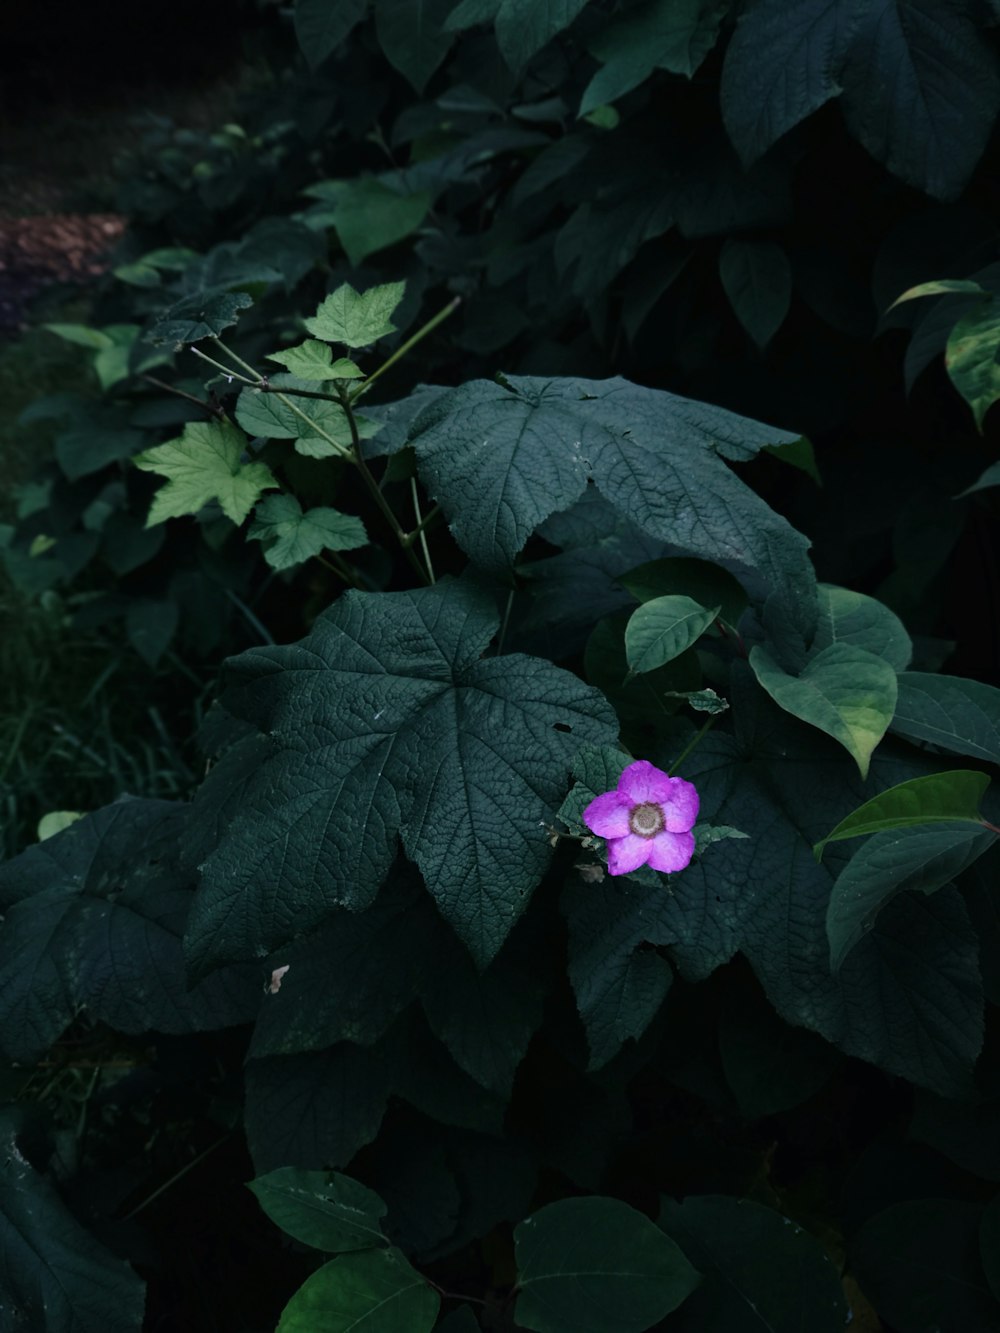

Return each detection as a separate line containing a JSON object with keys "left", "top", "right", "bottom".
{"left": 408, "top": 376, "right": 814, "bottom": 625}
{"left": 840, "top": 0, "right": 1000, "bottom": 199}
{"left": 945, "top": 296, "right": 1000, "bottom": 431}
{"left": 658, "top": 1195, "right": 849, "bottom": 1332}
{"left": 145, "top": 289, "right": 253, "bottom": 345}
{"left": 305, "top": 281, "right": 407, "bottom": 347}
{"left": 625, "top": 595, "right": 719, "bottom": 676}
{"left": 750, "top": 643, "right": 898, "bottom": 779}
{"left": 514, "top": 1196, "right": 701, "bottom": 1333}
{"left": 134, "top": 419, "right": 277, "bottom": 525}
{"left": 248, "top": 1168, "right": 388, "bottom": 1253}
{"left": 815, "top": 770, "right": 990, "bottom": 859}
{"left": 186, "top": 579, "right": 617, "bottom": 973}
{"left": 619, "top": 557, "right": 747, "bottom": 629}
{"left": 0, "top": 801, "right": 259, "bottom": 1063}
{"left": 811, "top": 583, "right": 912, "bottom": 671}
{"left": 248, "top": 493, "right": 368, "bottom": 571}
{"left": 718, "top": 238, "right": 792, "bottom": 348}
{"left": 826, "top": 821, "right": 997, "bottom": 972}
{"left": 580, "top": 0, "right": 727, "bottom": 114}
{"left": 892, "top": 672, "right": 1000, "bottom": 765}
{"left": 374, "top": 0, "right": 454, "bottom": 92}
{"left": 293, "top": 0, "right": 367, "bottom": 69}
{"left": 266, "top": 340, "right": 363, "bottom": 381}
{"left": 37, "top": 811, "right": 83, "bottom": 841}
{"left": 277, "top": 1247, "right": 439, "bottom": 1333}
{"left": 721, "top": 0, "right": 867, "bottom": 167}
{"left": 0, "top": 1113, "right": 147, "bottom": 1333}
{"left": 889, "top": 278, "right": 988, "bottom": 309}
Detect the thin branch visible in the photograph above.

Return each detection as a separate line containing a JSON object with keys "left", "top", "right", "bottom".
{"left": 350, "top": 296, "right": 461, "bottom": 402}
{"left": 140, "top": 374, "right": 223, "bottom": 417}
{"left": 410, "top": 477, "right": 435, "bottom": 583}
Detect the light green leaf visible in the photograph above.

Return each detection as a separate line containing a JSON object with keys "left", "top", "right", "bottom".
{"left": 305, "top": 281, "right": 407, "bottom": 348}
{"left": 625, "top": 595, "right": 719, "bottom": 676}
{"left": 248, "top": 493, "right": 367, "bottom": 571}
{"left": 514, "top": 1196, "right": 701, "bottom": 1333}
{"left": 945, "top": 296, "right": 1000, "bottom": 431}
{"left": 37, "top": 811, "right": 83, "bottom": 841}
{"left": 580, "top": 0, "right": 726, "bottom": 113}
{"left": 44, "top": 322, "right": 113, "bottom": 350}
{"left": 145, "top": 289, "right": 253, "bottom": 345}
{"left": 815, "top": 770, "right": 990, "bottom": 859}
{"left": 658, "top": 1195, "right": 849, "bottom": 1332}
{"left": 248, "top": 1168, "right": 388, "bottom": 1253}
{"left": 186, "top": 579, "right": 617, "bottom": 973}
{"left": 812, "top": 583, "right": 912, "bottom": 672}
{"left": 134, "top": 419, "right": 277, "bottom": 526}
{"left": 293, "top": 0, "right": 368, "bottom": 69}
{"left": 236, "top": 379, "right": 377, "bottom": 456}
{"left": 718, "top": 238, "right": 792, "bottom": 348}
{"left": 0, "top": 1113, "right": 147, "bottom": 1333}
{"left": 826, "top": 821, "right": 997, "bottom": 971}
{"left": 266, "top": 341, "right": 363, "bottom": 381}
{"left": 891, "top": 672, "right": 1000, "bottom": 765}
{"left": 750, "top": 643, "right": 897, "bottom": 778}
{"left": 619, "top": 557, "right": 747, "bottom": 629}
{"left": 889, "top": 278, "right": 989, "bottom": 309}
{"left": 277, "top": 1247, "right": 439, "bottom": 1333}
{"left": 323, "top": 180, "right": 431, "bottom": 267}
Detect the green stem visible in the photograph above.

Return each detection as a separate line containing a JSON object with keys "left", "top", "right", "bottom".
{"left": 190, "top": 345, "right": 257, "bottom": 385}
{"left": 122, "top": 1135, "right": 230, "bottom": 1221}
{"left": 402, "top": 503, "right": 441, "bottom": 545}
{"left": 349, "top": 296, "right": 461, "bottom": 402}
{"left": 316, "top": 551, "right": 359, "bottom": 586}
{"left": 495, "top": 589, "right": 514, "bottom": 655}
{"left": 409, "top": 478, "right": 435, "bottom": 583}
{"left": 209, "top": 336, "right": 261, "bottom": 381}
{"left": 668, "top": 715, "right": 717, "bottom": 776}
{"left": 141, "top": 374, "right": 223, "bottom": 416}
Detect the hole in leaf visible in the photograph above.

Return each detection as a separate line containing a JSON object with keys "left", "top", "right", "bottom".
{"left": 552, "top": 722, "right": 572, "bottom": 733}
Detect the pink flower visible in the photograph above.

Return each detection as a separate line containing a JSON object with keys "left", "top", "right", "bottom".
{"left": 583, "top": 760, "right": 699, "bottom": 876}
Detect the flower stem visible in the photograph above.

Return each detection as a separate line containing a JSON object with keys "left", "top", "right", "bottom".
{"left": 668, "top": 715, "right": 717, "bottom": 775}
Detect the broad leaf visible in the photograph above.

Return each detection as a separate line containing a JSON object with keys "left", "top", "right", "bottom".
{"left": 266, "top": 341, "right": 362, "bottom": 381}
{"left": 248, "top": 493, "right": 368, "bottom": 570}
{"left": 619, "top": 557, "right": 748, "bottom": 629}
{"left": 0, "top": 1114, "right": 146, "bottom": 1332}
{"left": 958, "top": 460, "right": 1000, "bottom": 497}
{"left": 658, "top": 1195, "right": 849, "bottom": 1332}
{"left": 718, "top": 238, "right": 792, "bottom": 348}
{"left": 236, "top": 379, "right": 377, "bottom": 457}
{"left": 374, "top": 0, "right": 454, "bottom": 91}
{"left": 945, "top": 296, "right": 1000, "bottom": 430}
{"left": 55, "top": 426, "right": 144, "bottom": 481}
{"left": 840, "top": 0, "right": 1000, "bottom": 199}
{"left": 0, "top": 801, "right": 258, "bottom": 1064}
{"left": 891, "top": 672, "right": 1000, "bottom": 764}
{"left": 324, "top": 180, "right": 432, "bottom": 267}
{"left": 305, "top": 282, "right": 407, "bottom": 348}
{"left": 277, "top": 1247, "right": 439, "bottom": 1333}
{"left": 126, "top": 596, "right": 178, "bottom": 665}
{"left": 625, "top": 594, "right": 719, "bottom": 676}
{"left": 811, "top": 583, "right": 912, "bottom": 671}
{"left": 492, "top": 0, "right": 591, "bottom": 75}
{"left": 815, "top": 769, "right": 990, "bottom": 858}
{"left": 248, "top": 1168, "right": 388, "bottom": 1253}
{"left": 750, "top": 643, "right": 898, "bottom": 778}
{"left": 293, "top": 0, "right": 367, "bottom": 68}
{"left": 826, "top": 820, "right": 996, "bottom": 971}
{"left": 134, "top": 419, "right": 277, "bottom": 525}
{"left": 145, "top": 289, "right": 253, "bottom": 345}
{"left": 890, "top": 278, "right": 989, "bottom": 307}
{"left": 721, "top": 0, "right": 867, "bottom": 166}
{"left": 407, "top": 376, "right": 814, "bottom": 625}
{"left": 186, "top": 579, "right": 617, "bottom": 972}
{"left": 514, "top": 1196, "right": 701, "bottom": 1333}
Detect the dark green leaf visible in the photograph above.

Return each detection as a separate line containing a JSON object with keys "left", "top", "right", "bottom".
{"left": 625, "top": 595, "right": 719, "bottom": 676}
{"left": 514, "top": 1196, "right": 700, "bottom": 1333}
{"left": 494, "top": 0, "right": 590, "bottom": 75}
{"left": 324, "top": 180, "right": 432, "bottom": 267}
{"left": 826, "top": 820, "right": 996, "bottom": 971}
{"left": 186, "top": 580, "right": 617, "bottom": 972}
{"left": 718, "top": 239, "right": 792, "bottom": 348}
{"left": 981, "top": 1194, "right": 1000, "bottom": 1304}
{"left": 659, "top": 1195, "right": 848, "bottom": 1332}
{"left": 126, "top": 596, "right": 179, "bottom": 666}
{"left": 277, "top": 1247, "right": 439, "bottom": 1333}
{"left": 841, "top": 0, "right": 1000, "bottom": 199}
{"left": 619, "top": 557, "right": 748, "bottom": 629}
{"left": 294, "top": 0, "right": 368, "bottom": 69}
{"left": 236, "top": 380, "right": 375, "bottom": 457}
{"left": 811, "top": 583, "right": 912, "bottom": 671}
{"left": 374, "top": 0, "right": 454, "bottom": 92}
{"left": 945, "top": 295, "right": 1000, "bottom": 430}
{"left": 815, "top": 769, "right": 990, "bottom": 858}
{"left": 0, "top": 1113, "right": 146, "bottom": 1332}
{"left": 957, "top": 460, "right": 1000, "bottom": 496}
{"left": 719, "top": 990, "right": 841, "bottom": 1118}
{"left": 55, "top": 427, "right": 144, "bottom": 481}
{"left": 892, "top": 672, "right": 1000, "bottom": 764}
{"left": 248, "top": 1167, "right": 388, "bottom": 1252}
{"left": 146, "top": 289, "right": 253, "bottom": 345}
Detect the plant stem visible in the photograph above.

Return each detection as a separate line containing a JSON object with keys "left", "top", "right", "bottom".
{"left": 495, "top": 589, "right": 514, "bottom": 654}
{"left": 189, "top": 345, "right": 257, "bottom": 385}
{"left": 668, "top": 715, "right": 717, "bottom": 775}
{"left": 410, "top": 478, "right": 435, "bottom": 583}
{"left": 121, "top": 1135, "right": 229, "bottom": 1221}
{"left": 316, "top": 551, "right": 358, "bottom": 585}
{"left": 349, "top": 295, "right": 461, "bottom": 402}
{"left": 141, "top": 374, "right": 222, "bottom": 417}
{"left": 403, "top": 502, "right": 441, "bottom": 543}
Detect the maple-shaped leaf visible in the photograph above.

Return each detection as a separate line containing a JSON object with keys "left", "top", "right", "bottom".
{"left": 134, "top": 418, "right": 277, "bottom": 525}
{"left": 248, "top": 493, "right": 368, "bottom": 570}
{"left": 304, "top": 281, "right": 406, "bottom": 348}
{"left": 265, "top": 340, "right": 362, "bottom": 381}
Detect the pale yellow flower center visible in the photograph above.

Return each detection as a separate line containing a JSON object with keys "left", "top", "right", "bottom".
{"left": 629, "top": 802, "right": 665, "bottom": 839}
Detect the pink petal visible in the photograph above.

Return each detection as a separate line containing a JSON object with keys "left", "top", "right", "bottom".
{"left": 583, "top": 790, "right": 633, "bottom": 839}
{"left": 607, "top": 834, "right": 653, "bottom": 876}
{"left": 659, "top": 776, "right": 699, "bottom": 832}
{"left": 647, "top": 830, "right": 695, "bottom": 874}
{"left": 618, "top": 759, "right": 676, "bottom": 805}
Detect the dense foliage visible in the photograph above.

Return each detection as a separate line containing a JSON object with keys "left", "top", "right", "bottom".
{"left": 4, "top": 1, "right": 1000, "bottom": 1329}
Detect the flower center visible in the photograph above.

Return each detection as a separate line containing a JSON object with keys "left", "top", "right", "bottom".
{"left": 629, "top": 802, "right": 665, "bottom": 838}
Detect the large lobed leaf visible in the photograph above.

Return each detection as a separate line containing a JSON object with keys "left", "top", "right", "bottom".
{"left": 186, "top": 578, "right": 617, "bottom": 972}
